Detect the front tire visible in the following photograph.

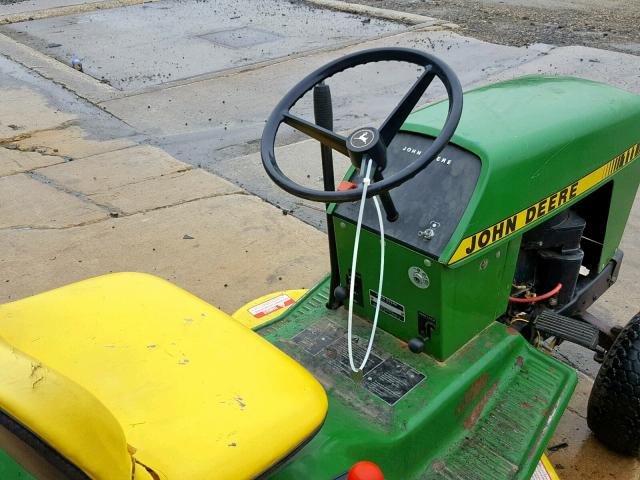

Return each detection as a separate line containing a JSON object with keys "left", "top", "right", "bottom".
{"left": 587, "top": 312, "right": 640, "bottom": 456}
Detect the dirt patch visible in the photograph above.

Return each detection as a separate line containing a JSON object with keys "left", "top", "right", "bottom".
{"left": 336, "top": 0, "right": 640, "bottom": 55}
{"left": 464, "top": 383, "right": 497, "bottom": 429}
{"left": 456, "top": 372, "right": 488, "bottom": 416}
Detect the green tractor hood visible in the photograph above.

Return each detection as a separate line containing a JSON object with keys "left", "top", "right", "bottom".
{"left": 403, "top": 76, "right": 640, "bottom": 267}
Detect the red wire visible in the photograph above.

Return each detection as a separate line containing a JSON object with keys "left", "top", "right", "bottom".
{"left": 509, "top": 283, "right": 563, "bottom": 303}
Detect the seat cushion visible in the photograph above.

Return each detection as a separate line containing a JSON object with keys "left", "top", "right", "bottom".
{"left": 0, "top": 337, "right": 134, "bottom": 480}
{"left": 0, "top": 273, "right": 327, "bottom": 479}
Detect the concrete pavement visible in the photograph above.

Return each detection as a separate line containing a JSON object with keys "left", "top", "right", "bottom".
{"left": 0, "top": 60, "right": 328, "bottom": 311}
{"left": 1, "top": 0, "right": 405, "bottom": 90}
{"left": 0, "top": 0, "right": 639, "bottom": 478}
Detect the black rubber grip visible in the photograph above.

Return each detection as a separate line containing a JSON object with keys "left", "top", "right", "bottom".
{"left": 535, "top": 310, "right": 600, "bottom": 350}
{"left": 313, "top": 82, "right": 333, "bottom": 130}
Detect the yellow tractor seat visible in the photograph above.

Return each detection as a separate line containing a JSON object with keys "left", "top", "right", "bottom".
{"left": 0, "top": 273, "right": 328, "bottom": 480}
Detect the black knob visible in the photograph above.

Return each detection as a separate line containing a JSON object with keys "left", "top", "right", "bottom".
{"left": 408, "top": 337, "right": 425, "bottom": 354}
{"left": 333, "top": 286, "right": 348, "bottom": 304}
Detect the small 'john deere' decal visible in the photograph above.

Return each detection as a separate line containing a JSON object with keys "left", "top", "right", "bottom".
{"left": 449, "top": 142, "right": 640, "bottom": 264}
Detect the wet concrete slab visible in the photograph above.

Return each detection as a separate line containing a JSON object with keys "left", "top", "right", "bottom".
{"left": 1, "top": 0, "right": 404, "bottom": 90}
{"left": 100, "top": 29, "right": 546, "bottom": 136}
{"left": 0, "top": 53, "right": 327, "bottom": 310}
{"left": 0, "top": 54, "right": 137, "bottom": 140}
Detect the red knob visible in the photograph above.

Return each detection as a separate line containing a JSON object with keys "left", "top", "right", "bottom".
{"left": 347, "top": 461, "right": 384, "bottom": 480}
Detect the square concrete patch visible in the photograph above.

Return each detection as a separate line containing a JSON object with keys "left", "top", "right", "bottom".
{"left": 200, "top": 27, "right": 282, "bottom": 49}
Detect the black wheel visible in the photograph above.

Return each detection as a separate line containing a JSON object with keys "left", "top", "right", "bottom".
{"left": 587, "top": 312, "right": 640, "bottom": 456}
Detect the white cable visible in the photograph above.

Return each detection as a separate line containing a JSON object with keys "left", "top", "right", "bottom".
{"left": 347, "top": 159, "right": 386, "bottom": 373}
{"left": 362, "top": 195, "right": 385, "bottom": 367}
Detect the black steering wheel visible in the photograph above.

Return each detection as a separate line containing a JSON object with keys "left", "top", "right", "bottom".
{"left": 260, "top": 48, "right": 463, "bottom": 203}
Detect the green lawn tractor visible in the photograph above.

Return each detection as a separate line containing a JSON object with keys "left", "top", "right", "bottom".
{"left": 1, "top": 48, "right": 639, "bottom": 480}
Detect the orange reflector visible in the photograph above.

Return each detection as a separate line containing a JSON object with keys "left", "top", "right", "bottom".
{"left": 347, "top": 461, "right": 384, "bottom": 480}
{"left": 337, "top": 181, "right": 358, "bottom": 191}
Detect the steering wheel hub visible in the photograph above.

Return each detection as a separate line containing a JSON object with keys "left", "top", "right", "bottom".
{"left": 348, "top": 127, "right": 378, "bottom": 151}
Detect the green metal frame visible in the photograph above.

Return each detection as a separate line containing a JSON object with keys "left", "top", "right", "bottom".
{"left": 333, "top": 219, "right": 521, "bottom": 360}
{"left": 258, "top": 278, "right": 576, "bottom": 479}
{"left": 331, "top": 76, "right": 640, "bottom": 360}
{"left": 0, "top": 447, "right": 34, "bottom": 479}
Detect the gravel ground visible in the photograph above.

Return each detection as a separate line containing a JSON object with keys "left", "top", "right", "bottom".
{"left": 337, "top": 0, "right": 640, "bottom": 55}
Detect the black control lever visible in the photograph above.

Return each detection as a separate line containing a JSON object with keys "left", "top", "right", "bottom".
{"left": 313, "top": 82, "right": 342, "bottom": 309}
{"left": 313, "top": 82, "right": 336, "bottom": 192}
{"left": 372, "top": 166, "right": 399, "bottom": 222}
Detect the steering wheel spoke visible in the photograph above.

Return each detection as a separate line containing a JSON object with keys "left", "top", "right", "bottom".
{"left": 283, "top": 113, "right": 349, "bottom": 157}
{"left": 380, "top": 66, "right": 435, "bottom": 145}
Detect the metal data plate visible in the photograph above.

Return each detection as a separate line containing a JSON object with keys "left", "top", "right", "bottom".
{"left": 291, "top": 320, "right": 425, "bottom": 406}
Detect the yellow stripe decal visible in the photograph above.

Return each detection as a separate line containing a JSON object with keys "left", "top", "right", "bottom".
{"left": 448, "top": 142, "right": 640, "bottom": 265}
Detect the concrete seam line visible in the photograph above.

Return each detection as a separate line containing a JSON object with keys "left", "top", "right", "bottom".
{"left": 0, "top": 190, "right": 249, "bottom": 232}
{"left": 88, "top": 189, "right": 249, "bottom": 217}
{"left": 303, "top": 0, "right": 457, "bottom": 27}
{"left": 0, "top": 0, "right": 160, "bottom": 25}
{"left": 26, "top": 170, "right": 122, "bottom": 215}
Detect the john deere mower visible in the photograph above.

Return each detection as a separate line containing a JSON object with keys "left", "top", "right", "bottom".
{"left": 1, "top": 48, "right": 639, "bottom": 480}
